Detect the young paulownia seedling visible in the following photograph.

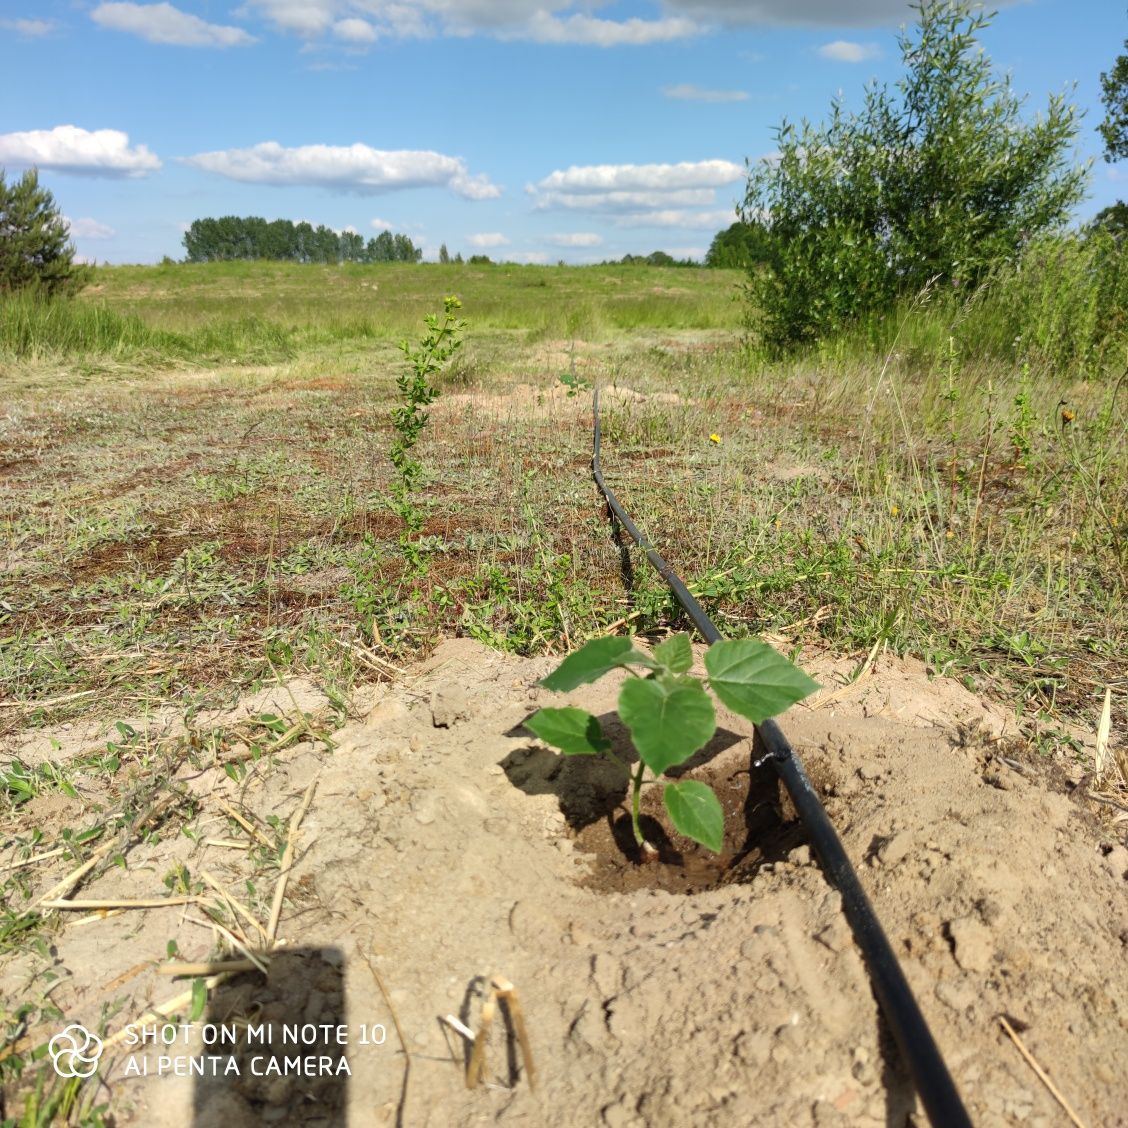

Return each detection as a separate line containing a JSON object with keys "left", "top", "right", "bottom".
{"left": 526, "top": 634, "right": 818, "bottom": 859}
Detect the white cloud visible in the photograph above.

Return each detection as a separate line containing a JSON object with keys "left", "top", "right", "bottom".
{"left": 509, "top": 251, "right": 549, "bottom": 263}
{"left": 612, "top": 208, "right": 735, "bottom": 229}
{"left": 664, "top": 0, "right": 937, "bottom": 27}
{"left": 662, "top": 83, "right": 748, "bottom": 103}
{"left": 1, "top": 18, "right": 56, "bottom": 36}
{"left": 182, "top": 141, "right": 500, "bottom": 199}
{"left": 537, "top": 188, "right": 720, "bottom": 211}
{"left": 240, "top": 0, "right": 337, "bottom": 36}
{"left": 546, "top": 232, "right": 603, "bottom": 247}
{"left": 334, "top": 17, "right": 377, "bottom": 42}
{"left": 534, "top": 160, "right": 743, "bottom": 193}
{"left": 530, "top": 160, "right": 746, "bottom": 233}
{"left": 466, "top": 232, "right": 510, "bottom": 248}
{"left": 514, "top": 11, "right": 698, "bottom": 46}
{"left": 236, "top": 0, "right": 1020, "bottom": 43}
{"left": 816, "top": 39, "right": 881, "bottom": 62}
{"left": 92, "top": 3, "right": 256, "bottom": 46}
{"left": 450, "top": 170, "right": 502, "bottom": 200}
{"left": 241, "top": 1, "right": 702, "bottom": 44}
{"left": 0, "top": 126, "right": 161, "bottom": 177}
{"left": 529, "top": 160, "right": 743, "bottom": 223}
{"left": 65, "top": 216, "right": 116, "bottom": 239}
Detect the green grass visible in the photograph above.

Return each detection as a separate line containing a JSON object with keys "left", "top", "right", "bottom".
{"left": 0, "top": 259, "right": 1123, "bottom": 738}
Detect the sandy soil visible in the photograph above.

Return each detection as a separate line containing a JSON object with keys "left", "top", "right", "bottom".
{"left": 2, "top": 639, "right": 1126, "bottom": 1127}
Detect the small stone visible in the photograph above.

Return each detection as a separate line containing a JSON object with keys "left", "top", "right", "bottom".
{"left": 948, "top": 916, "right": 995, "bottom": 973}
{"left": 1103, "top": 845, "right": 1128, "bottom": 881}
{"left": 815, "top": 920, "right": 850, "bottom": 954}
{"left": 878, "top": 831, "right": 913, "bottom": 867}
{"left": 600, "top": 1099, "right": 637, "bottom": 1128}
{"left": 430, "top": 683, "right": 469, "bottom": 728}
{"left": 852, "top": 1046, "right": 876, "bottom": 1085}
{"left": 858, "top": 762, "right": 882, "bottom": 781}
{"left": 789, "top": 844, "right": 812, "bottom": 866}
{"left": 366, "top": 698, "right": 409, "bottom": 727}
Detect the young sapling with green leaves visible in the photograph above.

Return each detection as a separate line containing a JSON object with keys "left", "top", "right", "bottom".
{"left": 526, "top": 634, "right": 818, "bottom": 859}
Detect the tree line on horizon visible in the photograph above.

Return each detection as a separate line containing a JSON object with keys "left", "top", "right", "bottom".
{"left": 181, "top": 216, "right": 424, "bottom": 264}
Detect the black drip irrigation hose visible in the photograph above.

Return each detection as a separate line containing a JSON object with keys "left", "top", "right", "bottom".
{"left": 590, "top": 388, "right": 973, "bottom": 1128}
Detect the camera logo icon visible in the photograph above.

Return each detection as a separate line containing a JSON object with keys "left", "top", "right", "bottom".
{"left": 48, "top": 1024, "right": 104, "bottom": 1078}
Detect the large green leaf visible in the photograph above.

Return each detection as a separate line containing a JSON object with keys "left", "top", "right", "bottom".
{"left": 652, "top": 634, "right": 693, "bottom": 674}
{"left": 618, "top": 675, "right": 715, "bottom": 776}
{"left": 663, "top": 780, "right": 724, "bottom": 853}
{"left": 540, "top": 636, "right": 656, "bottom": 692}
{"left": 704, "top": 639, "right": 819, "bottom": 724}
{"left": 525, "top": 708, "right": 609, "bottom": 756}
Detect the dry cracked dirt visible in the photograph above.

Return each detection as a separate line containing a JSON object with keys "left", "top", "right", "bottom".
{"left": 2, "top": 638, "right": 1126, "bottom": 1127}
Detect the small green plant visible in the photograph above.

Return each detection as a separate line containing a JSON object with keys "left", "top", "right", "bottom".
{"left": 526, "top": 634, "right": 818, "bottom": 857}
{"left": 559, "top": 370, "right": 590, "bottom": 398}
{"left": 1008, "top": 361, "right": 1035, "bottom": 467}
{"left": 389, "top": 296, "right": 466, "bottom": 571}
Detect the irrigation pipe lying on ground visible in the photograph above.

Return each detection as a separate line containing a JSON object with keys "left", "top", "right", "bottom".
{"left": 589, "top": 388, "right": 973, "bottom": 1128}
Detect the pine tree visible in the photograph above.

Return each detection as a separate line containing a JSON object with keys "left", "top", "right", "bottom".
{"left": 0, "top": 168, "right": 90, "bottom": 296}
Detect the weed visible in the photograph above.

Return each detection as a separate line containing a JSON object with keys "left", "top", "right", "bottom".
{"left": 388, "top": 297, "right": 466, "bottom": 572}
{"left": 527, "top": 634, "right": 817, "bottom": 856}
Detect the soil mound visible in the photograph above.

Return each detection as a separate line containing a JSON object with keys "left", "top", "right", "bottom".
{"left": 3, "top": 640, "right": 1125, "bottom": 1126}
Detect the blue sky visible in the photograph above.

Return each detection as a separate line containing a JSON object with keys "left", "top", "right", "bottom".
{"left": 0, "top": 0, "right": 1122, "bottom": 264}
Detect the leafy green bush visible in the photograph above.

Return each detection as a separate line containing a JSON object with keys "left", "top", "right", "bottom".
{"left": 743, "top": 0, "right": 1088, "bottom": 354}
{"left": 705, "top": 221, "right": 774, "bottom": 270}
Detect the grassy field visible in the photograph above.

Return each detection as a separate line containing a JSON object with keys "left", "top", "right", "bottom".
{"left": 0, "top": 258, "right": 1125, "bottom": 1123}
{"left": 1, "top": 258, "right": 1124, "bottom": 745}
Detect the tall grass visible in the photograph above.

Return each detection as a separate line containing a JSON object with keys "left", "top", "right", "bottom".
{"left": 0, "top": 289, "right": 180, "bottom": 359}
{"left": 814, "top": 232, "right": 1128, "bottom": 377}
{"left": 0, "top": 289, "right": 297, "bottom": 364}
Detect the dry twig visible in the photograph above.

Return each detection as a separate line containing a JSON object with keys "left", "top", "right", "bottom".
{"left": 265, "top": 780, "right": 317, "bottom": 944}
{"left": 998, "top": 1016, "right": 1086, "bottom": 1128}
{"left": 156, "top": 959, "right": 261, "bottom": 977}
{"left": 360, "top": 944, "right": 411, "bottom": 1128}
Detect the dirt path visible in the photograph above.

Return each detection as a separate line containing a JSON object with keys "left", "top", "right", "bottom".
{"left": 2, "top": 639, "right": 1125, "bottom": 1127}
